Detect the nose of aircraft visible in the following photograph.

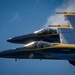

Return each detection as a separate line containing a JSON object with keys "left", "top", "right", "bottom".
{"left": 7, "top": 36, "right": 28, "bottom": 44}
{"left": 7, "top": 38, "right": 13, "bottom": 42}
{"left": 7, "top": 33, "right": 38, "bottom": 44}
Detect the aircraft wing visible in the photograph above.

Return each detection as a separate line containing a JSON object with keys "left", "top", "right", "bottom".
{"left": 48, "top": 12, "right": 75, "bottom": 44}
{"left": 65, "top": 15, "right": 75, "bottom": 29}
{"left": 57, "top": 13, "right": 75, "bottom": 44}
{"left": 58, "top": 28, "right": 75, "bottom": 44}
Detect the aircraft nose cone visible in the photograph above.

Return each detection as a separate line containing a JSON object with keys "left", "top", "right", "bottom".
{"left": 7, "top": 36, "right": 26, "bottom": 43}
{"left": 7, "top": 37, "right": 20, "bottom": 43}
{"left": 7, "top": 38, "right": 13, "bottom": 42}
{"left": 7, "top": 33, "right": 36, "bottom": 44}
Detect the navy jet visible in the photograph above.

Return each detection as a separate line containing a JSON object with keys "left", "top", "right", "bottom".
{"left": 7, "top": 25, "right": 71, "bottom": 44}
{"left": 7, "top": 28, "right": 60, "bottom": 44}
{"left": 0, "top": 12, "right": 75, "bottom": 66}
{"left": 0, "top": 41, "right": 75, "bottom": 66}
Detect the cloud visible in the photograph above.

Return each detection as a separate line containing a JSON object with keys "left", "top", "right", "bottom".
{"left": 44, "top": 0, "right": 75, "bottom": 27}
{"left": 10, "top": 12, "right": 19, "bottom": 22}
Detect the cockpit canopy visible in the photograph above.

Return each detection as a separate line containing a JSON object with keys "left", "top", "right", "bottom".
{"left": 34, "top": 28, "right": 57, "bottom": 35}
{"left": 25, "top": 41, "right": 56, "bottom": 49}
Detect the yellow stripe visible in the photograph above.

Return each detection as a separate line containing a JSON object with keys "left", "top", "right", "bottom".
{"left": 30, "top": 43, "right": 75, "bottom": 50}
{"left": 51, "top": 43, "right": 75, "bottom": 48}
{"left": 48, "top": 25, "right": 72, "bottom": 29}
{"left": 56, "top": 12, "right": 75, "bottom": 15}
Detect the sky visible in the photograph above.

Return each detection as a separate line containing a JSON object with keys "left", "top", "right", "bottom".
{"left": 0, "top": 0, "right": 75, "bottom": 75}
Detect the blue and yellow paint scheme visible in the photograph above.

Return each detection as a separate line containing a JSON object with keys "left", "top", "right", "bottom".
{"left": 1, "top": 12, "right": 75, "bottom": 66}
{"left": 0, "top": 41, "right": 75, "bottom": 65}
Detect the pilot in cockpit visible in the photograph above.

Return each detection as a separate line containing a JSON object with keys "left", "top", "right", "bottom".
{"left": 34, "top": 28, "right": 57, "bottom": 35}
{"left": 25, "top": 41, "right": 56, "bottom": 49}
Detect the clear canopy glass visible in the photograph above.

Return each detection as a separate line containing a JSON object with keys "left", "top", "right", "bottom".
{"left": 25, "top": 41, "right": 56, "bottom": 48}
{"left": 34, "top": 28, "right": 57, "bottom": 35}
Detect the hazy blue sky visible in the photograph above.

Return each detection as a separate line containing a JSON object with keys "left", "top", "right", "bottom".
{"left": 0, "top": 0, "right": 75, "bottom": 75}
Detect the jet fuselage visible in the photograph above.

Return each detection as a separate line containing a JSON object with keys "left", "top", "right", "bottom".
{"left": 0, "top": 42, "right": 75, "bottom": 61}
{"left": 7, "top": 28, "right": 59, "bottom": 44}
